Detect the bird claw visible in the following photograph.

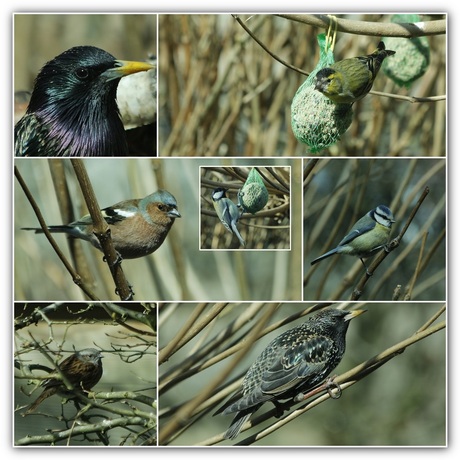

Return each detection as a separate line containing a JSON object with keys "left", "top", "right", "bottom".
{"left": 115, "top": 285, "right": 134, "bottom": 301}
{"left": 293, "top": 376, "right": 342, "bottom": 403}
{"left": 103, "top": 252, "right": 123, "bottom": 268}
{"left": 325, "top": 379, "right": 342, "bottom": 399}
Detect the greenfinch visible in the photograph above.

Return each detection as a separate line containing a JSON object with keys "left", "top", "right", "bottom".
{"left": 314, "top": 41, "right": 395, "bottom": 104}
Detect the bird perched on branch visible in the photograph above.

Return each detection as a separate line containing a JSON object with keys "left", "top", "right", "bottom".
{"left": 25, "top": 348, "right": 103, "bottom": 414}
{"left": 215, "top": 308, "right": 365, "bottom": 439}
{"left": 212, "top": 187, "right": 245, "bottom": 247}
{"left": 310, "top": 204, "right": 395, "bottom": 272}
{"left": 15, "top": 46, "right": 153, "bottom": 157}
{"left": 22, "top": 190, "right": 181, "bottom": 260}
{"left": 314, "top": 41, "right": 395, "bottom": 104}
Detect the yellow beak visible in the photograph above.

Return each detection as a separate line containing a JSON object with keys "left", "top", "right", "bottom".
{"left": 344, "top": 309, "right": 367, "bottom": 321}
{"left": 103, "top": 60, "right": 154, "bottom": 81}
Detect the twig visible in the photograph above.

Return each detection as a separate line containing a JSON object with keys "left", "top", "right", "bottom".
{"left": 14, "top": 166, "right": 98, "bottom": 300}
{"left": 70, "top": 160, "right": 133, "bottom": 301}
{"left": 276, "top": 14, "right": 446, "bottom": 38}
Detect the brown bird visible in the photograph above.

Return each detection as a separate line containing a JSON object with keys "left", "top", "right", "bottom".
{"left": 25, "top": 348, "right": 103, "bottom": 414}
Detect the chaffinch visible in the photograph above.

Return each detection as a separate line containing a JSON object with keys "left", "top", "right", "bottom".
{"left": 23, "top": 190, "right": 181, "bottom": 259}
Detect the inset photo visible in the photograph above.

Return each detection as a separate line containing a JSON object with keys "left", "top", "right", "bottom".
{"left": 201, "top": 166, "right": 291, "bottom": 250}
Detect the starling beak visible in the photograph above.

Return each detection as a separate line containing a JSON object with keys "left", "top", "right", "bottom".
{"left": 215, "top": 308, "right": 365, "bottom": 440}
{"left": 15, "top": 46, "right": 153, "bottom": 157}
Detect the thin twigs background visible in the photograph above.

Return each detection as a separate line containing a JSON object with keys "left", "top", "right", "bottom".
{"left": 158, "top": 302, "right": 445, "bottom": 446}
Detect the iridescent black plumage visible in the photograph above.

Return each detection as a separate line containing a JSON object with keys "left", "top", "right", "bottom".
{"left": 15, "top": 46, "right": 151, "bottom": 157}
{"left": 215, "top": 308, "right": 364, "bottom": 439}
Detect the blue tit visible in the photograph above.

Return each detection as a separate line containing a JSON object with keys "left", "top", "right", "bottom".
{"left": 310, "top": 205, "right": 395, "bottom": 271}
{"left": 237, "top": 168, "right": 269, "bottom": 214}
{"left": 314, "top": 42, "right": 395, "bottom": 104}
{"left": 212, "top": 187, "right": 245, "bottom": 247}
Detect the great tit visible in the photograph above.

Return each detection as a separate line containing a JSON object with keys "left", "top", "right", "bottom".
{"left": 310, "top": 205, "right": 395, "bottom": 270}
{"left": 212, "top": 187, "right": 245, "bottom": 247}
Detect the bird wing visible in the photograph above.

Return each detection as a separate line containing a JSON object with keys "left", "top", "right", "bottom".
{"left": 99, "top": 201, "right": 138, "bottom": 224}
{"left": 260, "top": 335, "right": 334, "bottom": 396}
{"left": 338, "top": 222, "right": 375, "bottom": 246}
{"left": 219, "top": 200, "right": 234, "bottom": 232}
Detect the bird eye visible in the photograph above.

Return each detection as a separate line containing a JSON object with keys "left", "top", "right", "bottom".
{"left": 75, "top": 67, "right": 89, "bottom": 80}
{"left": 157, "top": 204, "right": 165, "bottom": 211}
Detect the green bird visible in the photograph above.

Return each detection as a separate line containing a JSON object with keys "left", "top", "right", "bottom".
{"left": 314, "top": 41, "right": 395, "bottom": 104}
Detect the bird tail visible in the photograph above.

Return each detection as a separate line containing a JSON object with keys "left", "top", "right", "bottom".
{"left": 230, "top": 221, "right": 245, "bottom": 247}
{"left": 310, "top": 247, "right": 339, "bottom": 266}
{"left": 22, "top": 225, "right": 76, "bottom": 235}
{"left": 24, "top": 386, "right": 58, "bottom": 415}
{"left": 371, "top": 41, "right": 396, "bottom": 74}
{"left": 224, "top": 409, "right": 254, "bottom": 440}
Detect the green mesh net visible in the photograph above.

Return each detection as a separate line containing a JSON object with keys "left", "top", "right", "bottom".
{"left": 382, "top": 15, "right": 430, "bottom": 88}
{"left": 291, "top": 34, "right": 353, "bottom": 153}
{"left": 238, "top": 168, "right": 269, "bottom": 214}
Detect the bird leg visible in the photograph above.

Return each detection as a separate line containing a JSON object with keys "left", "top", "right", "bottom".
{"left": 359, "top": 258, "right": 373, "bottom": 276}
{"left": 293, "top": 375, "right": 342, "bottom": 403}
{"left": 269, "top": 399, "right": 292, "bottom": 418}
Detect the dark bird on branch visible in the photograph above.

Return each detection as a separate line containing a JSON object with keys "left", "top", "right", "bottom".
{"left": 25, "top": 348, "right": 103, "bottom": 414}
{"left": 214, "top": 308, "right": 365, "bottom": 439}
{"left": 15, "top": 46, "right": 153, "bottom": 157}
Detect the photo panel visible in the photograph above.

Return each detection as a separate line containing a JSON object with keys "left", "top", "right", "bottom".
{"left": 14, "top": 13, "right": 157, "bottom": 158}
{"left": 158, "top": 13, "right": 446, "bottom": 157}
{"left": 14, "top": 302, "right": 156, "bottom": 446}
{"left": 158, "top": 302, "right": 446, "bottom": 446}
{"left": 304, "top": 158, "right": 446, "bottom": 301}
{"left": 14, "top": 157, "right": 303, "bottom": 302}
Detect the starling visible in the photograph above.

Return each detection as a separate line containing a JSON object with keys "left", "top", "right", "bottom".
{"left": 15, "top": 46, "right": 153, "bottom": 157}
{"left": 215, "top": 308, "right": 365, "bottom": 440}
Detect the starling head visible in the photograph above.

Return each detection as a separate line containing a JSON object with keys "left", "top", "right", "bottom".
{"left": 15, "top": 46, "right": 153, "bottom": 157}
{"left": 215, "top": 308, "right": 365, "bottom": 439}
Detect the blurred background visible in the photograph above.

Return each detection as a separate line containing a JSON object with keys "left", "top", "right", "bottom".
{"left": 158, "top": 302, "right": 446, "bottom": 446}
{"left": 14, "top": 14, "right": 156, "bottom": 90}
{"left": 158, "top": 14, "right": 446, "bottom": 156}
{"left": 14, "top": 158, "right": 302, "bottom": 301}
{"left": 14, "top": 302, "right": 156, "bottom": 446}
{"left": 304, "top": 158, "right": 446, "bottom": 300}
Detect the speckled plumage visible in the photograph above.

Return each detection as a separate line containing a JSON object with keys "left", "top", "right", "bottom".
{"left": 215, "top": 308, "right": 364, "bottom": 439}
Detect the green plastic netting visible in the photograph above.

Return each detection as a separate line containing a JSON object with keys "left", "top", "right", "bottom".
{"left": 382, "top": 14, "right": 430, "bottom": 88}
{"left": 291, "top": 34, "right": 353, "bottom": 153}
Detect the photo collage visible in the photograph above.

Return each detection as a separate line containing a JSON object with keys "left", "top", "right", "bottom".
{"left": 13, "top": 13, "right": 447, "bottom": 447}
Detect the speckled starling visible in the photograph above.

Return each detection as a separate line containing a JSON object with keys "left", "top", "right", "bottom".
{"left": 15, "top": 46, "right": 153, "bottom": 157}
{"left": 215, "top": 308, "right": 365, "bottom": 439}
